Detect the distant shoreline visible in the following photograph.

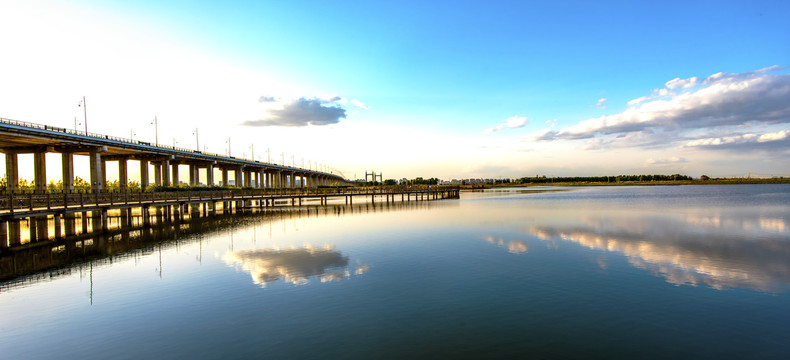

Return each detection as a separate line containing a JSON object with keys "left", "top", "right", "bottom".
{"left": 461, "top": 178, "right": 790, "bottom": 189}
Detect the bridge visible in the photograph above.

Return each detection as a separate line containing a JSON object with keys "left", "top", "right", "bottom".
{"left": 1, "top": 117, "right": 345, "bottom": 194}
{"left": 0, "top": 118, "right": 461, "bottom": 248}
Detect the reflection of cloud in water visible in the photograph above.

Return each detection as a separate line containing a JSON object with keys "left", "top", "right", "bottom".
{"left": 683, "top": 214, "right": 788, "bottom": 233}
{"left": 484, "top": 236, "right": 529, "bottom": 254}
{"left": 528, "top": 214, "right": 790, "bottom": 292}
{"left": 224, "top": 245, "right": 369, "bottom": 287}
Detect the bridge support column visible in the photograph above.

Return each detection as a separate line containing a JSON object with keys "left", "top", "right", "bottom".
{"left": 62, "top": 151, "right": 74, "bottom": 193}
{"left": 153, "top": 161, "right": 162, "bottom": 186}
{"left": 171, "top": 162, "right": 180, "bottom": 186}
{"left": 118, "top": 157, "right": 128, "bottom": 192}
{"left": 222, "top": 169, "right": 229, "bottom": 186}
{"left": 140, "top": 159, "right": 149, "bottom": 191}
{"left": 162, "top": 159, "right": 171, "bottom": 186}
{"left": 34, "top": 151, "right": 47, "bottom": 193}
{"left": 235, "top": 168, "right": 243, "bottom": 187}
{"left": 189, "top": 164, "right": 198, "bottom": 186}
{"left": 4, "top": 151, "right": 19, "bottom": 193}
{"left": 207, "top": 164, "right": 215, "bottom": 186}
{"left": 243, "top": 171, "right": 251, "bottom": 188}
{"left": 89, "top": 149, "right": 103, "bottom": 193}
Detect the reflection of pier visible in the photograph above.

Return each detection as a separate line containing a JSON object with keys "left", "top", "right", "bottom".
{"left": 0, "top": 199, "right": 445, "bottom": 290}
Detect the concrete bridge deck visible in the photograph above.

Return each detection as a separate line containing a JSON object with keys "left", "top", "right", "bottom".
{"left": 1, "top": 117, "right": 345, "bottom": 194}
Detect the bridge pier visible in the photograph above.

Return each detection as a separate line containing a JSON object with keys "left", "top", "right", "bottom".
{"left": 118, "top": 157, "right": 128, "bottom": 192}
{"left": 33, "top": 151, "right": 46, "bottom": 194}
{"left": 207, "top": 164, "right": 215, "bottom": 186}
{"left": 4, "top": 151, "right": 19, "bottom": 193}
{"left": 140, "top": 159, "right": 149, "bottom": 191}
{"left": 89, "top": 148, "right": 104, "bottom": 193}
{"left": 62, "top": 151, "right": 75, "bottom": 193}
{"left": 171, "top": 162, "right": 180, "bottom": 186}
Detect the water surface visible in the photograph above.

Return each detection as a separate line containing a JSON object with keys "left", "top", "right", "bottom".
{"left": 1, "top": 185, "right": 789, "bottom": 359}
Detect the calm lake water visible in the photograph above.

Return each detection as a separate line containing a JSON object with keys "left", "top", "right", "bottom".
{"left": 2, "top": 185, "right": 789, "bottom": 359}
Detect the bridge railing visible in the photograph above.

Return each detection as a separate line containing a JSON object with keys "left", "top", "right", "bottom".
{"left": 0, "top": 186, "right": 459, "bottom": 213}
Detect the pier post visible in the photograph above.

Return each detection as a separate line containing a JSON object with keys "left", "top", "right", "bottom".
{"left": 7, "top": 219, "right": 21, "bottom": 246}
{"left": 64, "top": 213, "right": 77, "bottom": 236}
{"left": 0, "top": 220, "right": 6, "bottom": 248}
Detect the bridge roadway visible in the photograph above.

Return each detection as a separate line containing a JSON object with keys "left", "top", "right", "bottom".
{"left": 1, "top": 117, "right": 345, "bottom": 194}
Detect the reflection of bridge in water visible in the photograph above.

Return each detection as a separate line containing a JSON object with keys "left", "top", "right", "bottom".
{"left": 0, "top": 199, "right": 449, "bottom": 290}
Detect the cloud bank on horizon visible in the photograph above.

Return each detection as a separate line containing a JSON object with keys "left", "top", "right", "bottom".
{"left": 529, "top": 66, "right": 790, "bottom": 154}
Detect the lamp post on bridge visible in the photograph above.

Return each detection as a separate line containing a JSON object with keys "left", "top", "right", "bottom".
{"left": 78, "top": 96, "right": 87, "bottom": 133}
{"left": 151, "top": 116, "right": 158, "bottom": 146}
{"left": 192, "top": 128, "right": 199, "bottom": 151}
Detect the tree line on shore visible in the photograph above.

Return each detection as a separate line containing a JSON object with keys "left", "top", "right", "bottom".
{"left": 514, "top": 174, "right": 693, "bottom": 184}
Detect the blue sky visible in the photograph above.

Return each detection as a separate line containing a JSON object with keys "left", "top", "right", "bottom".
{"left": 1, "top": 0, "right": 789, "bottom": 180}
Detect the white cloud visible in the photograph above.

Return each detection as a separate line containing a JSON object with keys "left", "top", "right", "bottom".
{"left": 242, "top": 97, "right": 347, "bottom": 127}
{"left": 684, "top": 129, "right": 790, "bottom": 149}
{"left": 646, "top": 157, "right": 687, "bottom": 165}
{"left": 627, "top": 96, "right": 648, "bottom": 106}
{"left": 481, "top": 115, "right": 528, "bottom": 134}
{"left": 537, "top": 66, "right": 790, "bottom": 146}
{"left": 505, "top": 115, "right": 527, "bottom": 128}
{"left": 595, "top": 98, "right": 608, "bottom": 109}
{"left": 350, "top": 99, "right": 370, "bottom": 110}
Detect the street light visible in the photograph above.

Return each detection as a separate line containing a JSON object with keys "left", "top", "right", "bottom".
{"left": 151, "top": 116, "right": 158, "bottom": 146}
{"left": 226, "top": 137, "right": 231, "bottom": 156}
{"left": 266, "top": 148, "right": 270, "bottom": 163}
{"left": 192, "top": 128, "right": 199, "bottom": 151}
{"left": 130, "top": 129, "right": 136, "bottom": 141}
{"left": 249, "top": 144, "right": 254, "bottom": 161}
{"left": 77, "top": 96, "right": 88, "bottom": 134}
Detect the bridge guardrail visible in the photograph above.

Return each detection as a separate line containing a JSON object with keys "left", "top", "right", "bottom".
{"left": 0, "top": 186, "right": 460, "bottom": 214}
